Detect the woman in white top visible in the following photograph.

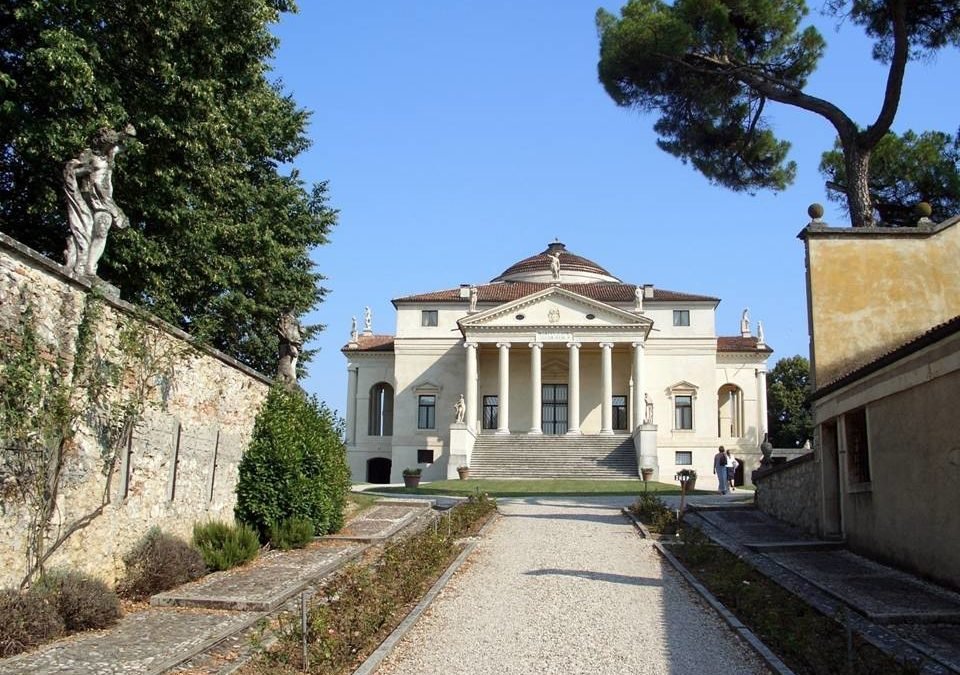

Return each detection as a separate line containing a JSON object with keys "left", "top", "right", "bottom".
{"left": 726, "top": 449, "right": 739, "bottom": 491}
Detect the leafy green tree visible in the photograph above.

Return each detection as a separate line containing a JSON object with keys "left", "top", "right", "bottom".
{"left": 767, "top": 355, "right": 813, "bottom": 448}
{"left": 235, "top": 387, "right": 350, "bottom": 541}
{"left": 596, "top": 0, "right": 960, "bottom": 228}
{"left": 820, "top": 129, "right": 960, "bottom": 226}
{"left": 0, "top": 1, "right": 336, "bottom": 373}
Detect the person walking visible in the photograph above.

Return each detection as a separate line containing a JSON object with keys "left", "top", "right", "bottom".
{"left": 726, "top": 449, "right": 739, "bottom": 492}
{"left": 713, "top": 446, "right": 728, "bottom": 495}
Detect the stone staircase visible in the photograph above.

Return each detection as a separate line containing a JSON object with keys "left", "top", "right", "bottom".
{"left": 469, "top": 434, "right": 639, "bottom": 479}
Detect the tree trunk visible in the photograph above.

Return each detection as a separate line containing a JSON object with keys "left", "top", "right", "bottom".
{"left": 843, "top": 142, "right": 874, "bottom": 228}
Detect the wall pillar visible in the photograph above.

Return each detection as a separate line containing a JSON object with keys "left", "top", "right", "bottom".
{"left": 464, "top": 341, "right": 478, "bottom": 432}
{"left": 345, "top": 364, "right": 358, "bottom": 444}
{"left": 600, "top": 342, "right": 614, "bottom": 435}
{"left": 566, "top": 342, "right": 581, "bottom": 434}
{"left": 529, "top": 342, "right": 543, "bottom": 434}
{"left": 632, "top": 342, "right": 644, "bottom": 430}
{"left": 497, "top": 342, "right": 511, "bottom": 434}
{"left": 757, "top": 368, "right": 769, "bottom": 440}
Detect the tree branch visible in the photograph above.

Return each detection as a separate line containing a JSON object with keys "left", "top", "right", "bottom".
{"left": 862, "top": 0, "right": 909, "bottom": 147}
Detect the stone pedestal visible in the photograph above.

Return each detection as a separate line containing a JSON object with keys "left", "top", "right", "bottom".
{"left": 632, "top": 424, "right": 659, "bottom": 479}
{"left": 448, "top": 422, "right": 476, "bottom": 480}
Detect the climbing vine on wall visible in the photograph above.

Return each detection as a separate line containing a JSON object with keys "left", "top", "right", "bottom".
{"left": 0, "top": 291, "right": 186, "bottom": 588}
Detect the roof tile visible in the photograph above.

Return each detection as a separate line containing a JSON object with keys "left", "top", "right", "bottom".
{"left": 394, "top": 282, "right": 717, "bottom": 304}
{"left": 342, "top": 335, "right": 395, "bottom": 353}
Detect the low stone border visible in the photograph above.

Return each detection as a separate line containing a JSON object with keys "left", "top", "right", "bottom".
{"left": 621, "top": 507, "right": 796, "bottom": 675}
{"left": 352, "top": 512, "right": 500, "bottom": 675}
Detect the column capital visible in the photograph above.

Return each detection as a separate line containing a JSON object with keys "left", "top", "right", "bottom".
{"left": 528, "top": 341, "right": 543, "bottom": 350}
{"left": 631, "top": 341, "right": 645, "bottom": 349}
{"left": 496, "top": 341, "right": 511, "bottom": 349}
{"left": 463, "top": 340, "right": 478, "bottom": 349}
{"left": 566, "top": 341, "right": 581, "bottom": 350}
{"left": 599, "top": 342, "right": 615, "bottom": 349}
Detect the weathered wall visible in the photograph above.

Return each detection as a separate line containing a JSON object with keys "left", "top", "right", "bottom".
{"left": 754, "top": 453, "right": 818, "bottom": 534}
{"left": 0, "top": 233, "right": 271, "bottom": 587}
{"left": 801, "top": 217, "right": 960, "bottom": 387}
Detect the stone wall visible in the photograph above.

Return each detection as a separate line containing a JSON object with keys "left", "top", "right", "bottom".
{"left": 0, "top": 233, "right": 271, "bottom": 587}
{"left": 753, "top": 452, "right": 817, "bottom": 535}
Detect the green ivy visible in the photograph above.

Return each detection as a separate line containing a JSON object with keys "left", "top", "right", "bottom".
{"left": 235, "top": 387, "right": 350, "bottom": 541}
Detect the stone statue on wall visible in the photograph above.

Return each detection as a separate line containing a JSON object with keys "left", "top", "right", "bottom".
{"left": 740, "top": 308, "right": 750, "bottom": 335}
{"left": 644, "top": 393, "right": 654, "bottom": 424}
{"left": 454, "top": 394, "right": 466, "bottom": 424}
{"left": 277, "top": 312, "right": 303, "bottom": 386}
{"left": 760, "top": 432, "right": 774, "bottom": 467}
{"left": 63, "top": 125, "right": 136, "bottom": 277}
{"left": 363, "top": 306, "right": 372, "bottom": 334}
{"left": 548, "top": 251, "right": 561, "bottom": 281}
{"left": 350, "top": 316, "right": 358, "bottom": 343}
{"left": 469, "top": 285, "right": 478, "bottom": 312}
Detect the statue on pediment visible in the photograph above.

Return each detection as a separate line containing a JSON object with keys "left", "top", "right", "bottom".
{"left": 469, "top": 285, "right": 478, "bottom": 312}
{"left": 548, "top": 251, "right": 561, "bottom": 281}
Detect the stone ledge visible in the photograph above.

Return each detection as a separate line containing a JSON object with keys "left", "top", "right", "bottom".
{"left": 752, "top": 451, "right": 814, "bottom": 481}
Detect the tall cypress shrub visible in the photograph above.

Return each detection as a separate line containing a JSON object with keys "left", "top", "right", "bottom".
{"left": 236, "top": 387, "right": 350, "bottom": 541}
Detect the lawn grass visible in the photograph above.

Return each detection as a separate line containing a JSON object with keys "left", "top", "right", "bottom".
{"left": 371, "top": 478, "right": 706, "bottom": 497}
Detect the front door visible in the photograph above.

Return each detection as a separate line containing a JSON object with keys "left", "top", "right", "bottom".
{"left": 542, "top": 384, "right": 568, "bottom": 435}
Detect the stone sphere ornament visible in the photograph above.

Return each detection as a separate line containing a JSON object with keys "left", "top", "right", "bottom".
{"left": 807, "top": 203, "right": 824, "bottom": 221}
{"left": 914, "top": 202, "right": 932, "bottom": 218}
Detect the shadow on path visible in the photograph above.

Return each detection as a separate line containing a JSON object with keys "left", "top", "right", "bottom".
{"left": 523, "top": 567, "right": 663, "bottom": 588}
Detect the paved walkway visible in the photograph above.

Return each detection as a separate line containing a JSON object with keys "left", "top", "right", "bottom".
{"left": 0, "top": 500, "right": 432, "bottom": 675}
{"left": 376, "top": 497, "right": 770, "bottom": 675}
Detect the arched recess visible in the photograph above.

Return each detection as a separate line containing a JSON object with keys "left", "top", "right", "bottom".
{"left": 366, "top": 457, "right": 392, "bottom": 484}
{"left": 717, "top": 384, "right": 744, "bottom": 438}
{"left": 368, "top": 382, "right": 394, "bottom": 436}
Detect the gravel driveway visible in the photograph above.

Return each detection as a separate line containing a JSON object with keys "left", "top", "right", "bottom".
{"left": 376, "top": 497, "right": 770, "bottom": 675}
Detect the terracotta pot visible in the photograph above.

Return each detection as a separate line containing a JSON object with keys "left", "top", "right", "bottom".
{"left": 403, "top": 474, "right": 421, "bottom": 488}
{"left": 457, "top": 467, "right": 470, "bottom": 481}
{"left": 641, "top": 468, "right": 654, "bottom": 482}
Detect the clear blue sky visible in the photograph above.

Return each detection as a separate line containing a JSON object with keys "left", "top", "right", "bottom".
{"left": 269, "top": 2, "right": 960, "bottom": 417}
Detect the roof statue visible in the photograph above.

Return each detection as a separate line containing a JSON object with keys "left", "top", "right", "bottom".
{"left": 634, "top": 286, "right": 643, "bottom": 313}
{"left": 757, "top": 320, "right": 766, "bottom": 346}
{"left": 363, "top": 306, "right": 372, "bottom": 335}
{"left": 469, "top": 285, "right": 478, "bottom": 312}
{"left": 350, "top": 316, "right": 358, "bottom": 343}
{"left": 63, "top": 124, "right": 136, "bottom": 277}
{"left": 740, "top": 308, "right": 750, "bottom": 337}
{"left": 548, "top": 251, "right": 561, "bottom": 281}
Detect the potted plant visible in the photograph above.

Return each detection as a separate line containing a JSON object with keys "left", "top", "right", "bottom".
{"left": 675, "top": 468, "right": 697, "bottom": 492}
{"left": 402, "top": 467, "right": 422, "bottom": 489}
{"left": 640, "top": 467, "right": 654, "bottom": 482}
{"left": 457, "top": 465, "right": 470, "bottom": 481}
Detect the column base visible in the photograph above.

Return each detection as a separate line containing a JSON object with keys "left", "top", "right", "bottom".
{"left": 599, "top": 429, "right": 614, "bottom": 435}
{"left": 527, "top": 429, "right": 543, "bottom": 435}
{"left": 565, "top": 429, "right": 582, "bottom": 435}
{"left": 495, "top": 429, "right": 511, "bottom": 435}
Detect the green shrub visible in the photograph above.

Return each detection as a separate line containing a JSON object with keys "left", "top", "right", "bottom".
{"left": 269, "top": 517, "right": 315, "bottom": 550}
{"left": 193, "top": 521, "right": 260, "bottom": 571}
{"left": 32, "top": 570, "right": 120, "bottom": 632}
{"left": 117, "top": 527, "right": 206, "bottom": 599}
{"left": 235, "top": 386, "right": 351, "bottom": 541}
{"left": 0, "top": 588, "right": 64, "bottom": 657}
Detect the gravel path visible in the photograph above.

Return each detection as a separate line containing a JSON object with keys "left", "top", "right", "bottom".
{"left": 376, "top": 497, "right": 770, "bottom": 675}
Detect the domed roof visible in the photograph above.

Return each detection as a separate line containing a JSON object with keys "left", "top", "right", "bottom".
{"left": 492, "top": 242, "right": 620, "bottom": 284}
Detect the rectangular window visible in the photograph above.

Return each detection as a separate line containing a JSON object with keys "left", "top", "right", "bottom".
{"left": 845, "top": 408, "right": 870, "bottom": 485}
{"left": 612, "top": 395, "right": 627, "bottom": 431}
{"left": 417, "top": 395, "right": 436, "bottom": 429}
{"left": 673, "top": 310, "right": 690, "bottom": 327}
{"left": 482, "top": 395, "right": 498, "bottom": 430}
{"left": 674, "top": 395, "right": 693, "bottom": 430}
{"left": 675, "top": 451, "right": 693, "bottom": 466}
{"left": 417, "top": 449, "right": 434, "bottom": 464}
{"left": 421, "top": 310, "right": 438, "bottom": 327}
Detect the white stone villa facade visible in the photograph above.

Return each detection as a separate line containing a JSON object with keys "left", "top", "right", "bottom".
{"left": 342, "top": 242, "right": 771, "bottom": 484}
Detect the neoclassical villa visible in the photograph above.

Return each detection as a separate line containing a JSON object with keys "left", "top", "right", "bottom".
{"left": 342, "top": 242, "right": 772, "bottom": 484}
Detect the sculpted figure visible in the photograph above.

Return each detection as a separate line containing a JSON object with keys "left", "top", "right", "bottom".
{"left": 548, "top": 251, "right": 561, "bottom": 281}
{"left": 757, "top": 320, "right": 765, "bottom": 344}
{"left": 469, "top": 285, "right": 478, "bottom": 312}
{"left": 740, "top": 308, "right": 750, "bottom": 335}
{"left": 363, "top": 306, "right": 372, "bottom": 334}
{"left": 760, "top": 432, "right": 774, "bottom": 466}
{"left": 644, "top": 393, "right": 654, "bottom": 424}
{"left": 277, "top": 312, "right": 303, "bottom": 386}
{"left": 63, "top": 125, "right": 136, "bottom": 277}
{"left": 350, "top": 316, "right": 358, "bottom": 342}
{"left": 454, "top": 394, "right": 466, "bottom": 424}
{"left": 634, "top": 286, "right": 643, "bottom": 312}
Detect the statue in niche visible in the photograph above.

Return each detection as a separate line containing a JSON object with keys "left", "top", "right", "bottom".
{"left": 63, "top": 124, "right": 136, "bottom": 277}
{"left": 276, "top": 312, "right": 303, "bottom": 386}
{"left": 548, "top": 251, "right": 561, "bottom": 281}
{"left": 644, "top": 393, "right": 654, "bottom": 424}
{"left": 363, "top": 306, "right": 372, "bottom": 334}
{"left": 454, "top": 394, "right": 466, "bottom": 424}
{"left": 469, "top": 285, "right": 478, "bottom": 312}
{"left": 634, "top": 286, "right": 643, "bottom": 312}
{"left": 350, "top": 316, "right": 358, "bottom": 342}
{"left": 740, "top": 308, "right": 750, "bottom": 334}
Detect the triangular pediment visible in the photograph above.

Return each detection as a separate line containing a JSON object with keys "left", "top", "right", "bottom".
{"left": 459, "top": 286, "right": 650, "bottom": 331}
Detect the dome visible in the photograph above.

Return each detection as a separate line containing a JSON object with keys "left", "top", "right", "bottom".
{"left": 491, "top": 242, "right": 620, "bottom": 284}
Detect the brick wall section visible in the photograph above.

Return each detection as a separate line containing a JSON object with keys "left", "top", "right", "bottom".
{"left": 753, "top": 452, "right": 818, "bottom": 535}
{"left": 0, "top": 233, "right": 271, "bottom": 587}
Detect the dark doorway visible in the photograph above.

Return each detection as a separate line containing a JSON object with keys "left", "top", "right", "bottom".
{"left": 367, "top": 457, "right": 392, "bottom": 484}
{"left": 542, "top": 384, "right": 568, "bottom": 435}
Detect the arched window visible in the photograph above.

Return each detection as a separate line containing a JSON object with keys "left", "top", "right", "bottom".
{"left": 717, "top": 384, "right": 743, "bottom": 438}
{"left": 368, "top": 382, "right": 394, "bottom": 436}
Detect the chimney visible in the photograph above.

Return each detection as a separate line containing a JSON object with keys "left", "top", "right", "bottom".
{"left": 459, "top": 284, "right": 471, "bottom": 299}
{"left": 642, "top": 284, "right": 654, "bottom": 299}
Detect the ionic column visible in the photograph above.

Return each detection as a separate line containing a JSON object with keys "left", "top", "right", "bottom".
{"left": 757, "top": 368, "right": 769, "bottom": 439}
{"left": 497, "top": 342, "right": 511, "bottom": 434}
{"left": 528, "top": 342, "right": 543, "bottom": 434}
{"left": 346, "top": 364, "right": 358, "bottom": 444}
{"left": 632, "top": 342, "right": 644, "bottom": 429}
{"left": 464, "top": 341, "right": 478, "bottom": 432}
{"left": 600, "top": 342, "right": 614, "bottom": 435}
{"left": 566, "top": 342, "right": 581, "bottom": 434}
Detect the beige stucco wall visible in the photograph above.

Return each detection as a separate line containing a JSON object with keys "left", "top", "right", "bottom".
{"left": 812, "top": 332, "right": 960, "bottom": 589}
{"left": 0, "top": 235, "right": 270, "bottom": 587}
{"left": 803, "top": 219, "right": 960, "bottom": 386}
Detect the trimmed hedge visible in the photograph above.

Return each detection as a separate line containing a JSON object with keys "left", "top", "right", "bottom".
{"left": 193, "top": 521, "right": 260, "bottom": 571}
{"left": 0, "top": 589, "right": 64, "bottom": 657}
{"left": 32, "top": 569, "right": 120, "bottom": 632}
{"left": 269, "top": 517, "right": 315, "bottom": 551}
{"left": 235, "top": 386, "right": 350, "bottom": 541}
{"left": 117, "top": 527, "right": 206, "bottom": 599}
